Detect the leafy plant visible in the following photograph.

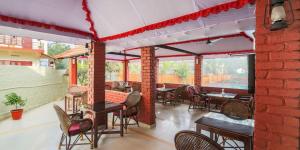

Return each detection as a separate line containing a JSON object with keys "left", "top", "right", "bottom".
{"left": 105, "top": 62, "right": 121, "bottom": 80}
{"left": 47, "top": 43, "right": 71, "bottom": 70}
{"left": 4, "top": 93, "right": 26, "bottom": 110}
{"left": 77, "top": 60, "right": 89, "bottom": 85}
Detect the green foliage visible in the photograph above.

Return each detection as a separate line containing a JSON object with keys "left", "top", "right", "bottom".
{"left": 4, "top": 93, "right": 26, "bottom": 110}
{"left": 174, "top": 63, "right": 190, "bottom": 81}
{"left": 105, "top": 62, "right": 121, "bottom": 80}
{"left": 48, "top": 43, "right": 71, "bottom": 70}
{"left": 128, "top": 62, "right": 141, "bottom": 74}
{"left": 77, "top": 60, "right": 89, "bottom": 85}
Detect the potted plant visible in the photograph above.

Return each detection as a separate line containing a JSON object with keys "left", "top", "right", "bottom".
{"left": 4, "top": 93, "right": 26, "bottom": 120}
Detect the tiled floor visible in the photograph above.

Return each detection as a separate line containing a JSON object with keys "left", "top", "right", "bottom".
{"left": 0, "top": 101, "right": 208, "bottom": 150}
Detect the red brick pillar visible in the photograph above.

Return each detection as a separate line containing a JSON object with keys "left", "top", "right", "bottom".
{"left": 255, "top": 1, "right": 300, "bottom": 150}
{"left": 194, "top": 55, "right": 202, "bottom": 86}
{"left": 87, "top": 42, "right": 106, "bottom": 106}
{"left": 139, "top": 46, "right": 156, "bottom": 127}
{"left": 69, "top": 57, "right": 77, "bottom": 86}
{"left": 123, "top": 60, "right": 129, "bottom": 82}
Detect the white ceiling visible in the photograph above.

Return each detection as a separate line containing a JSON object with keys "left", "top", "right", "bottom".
{"left": 0, "top": 0, "right": 255, "bottom": 57}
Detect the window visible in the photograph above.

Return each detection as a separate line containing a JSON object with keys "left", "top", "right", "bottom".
{"left": 128, "top": 61, "right": 141, "bottom": 82}
{"left": 105, "top": 61, "right": 123, "bottom": 81}
{"left": 201, "top": 56, "right": 248, "bottom": 89}
{"left": 158, "top": 60, "right": 194, "bottom": 84}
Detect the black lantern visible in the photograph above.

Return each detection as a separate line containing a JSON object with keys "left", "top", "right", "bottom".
{"left": 264, "top": 0, "right": 294, "bottom": 31}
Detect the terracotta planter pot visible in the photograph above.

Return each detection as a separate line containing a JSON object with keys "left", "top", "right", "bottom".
{"left": 10, "top": 109, "right": 23, "bottom": 120}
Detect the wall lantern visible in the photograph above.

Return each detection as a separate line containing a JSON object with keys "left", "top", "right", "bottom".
{"left": 264, "top": 0, "right": 294, "bottom": 31}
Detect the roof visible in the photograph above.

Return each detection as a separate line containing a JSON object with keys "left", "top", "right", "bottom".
{"left": 0, "top": 0, "right": 255, "bottom": 53}
{"left": 0, "top": 46, "right": 44, "bottom": 53}
{"left": 54, "top": 48, "right": 88, "bottom": 59}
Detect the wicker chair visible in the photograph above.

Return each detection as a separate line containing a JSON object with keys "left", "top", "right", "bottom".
{"left": 219, "top": 100, "right": 252, "bottom": 149}
{"left": 186, "top": 86, "right": 207, "bottom": 110}
{"left": 175, "top": 130, "right": 223, "bottom": 150}
{"left": 53, "top": 105, "right": 93, "bottom": 150}
{"left": 132, "top": 82, "right": 141, "bottom": 92}
{"left": 220, "top": 100, "right": 252, "bottom": 120}
{"left": 164, "top": 85, "right": 187, "bottom": 105}
{"left": 111, "top": 81, "right": 126, "bottom": 92}
{"left": 112, "top": 91, "right": 141, "bottom": 132}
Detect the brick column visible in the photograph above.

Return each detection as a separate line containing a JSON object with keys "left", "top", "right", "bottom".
{"left": 255, "top": 1, "right": 300, "bottom": 150}
{"left": 69, "top": 57, "right": 77, "bottom": 86}
{"left": 87, "top": 42, "right": 106, "bottom": 106}
{"left": 123, "top": 60, "right": 129, "bottom": 82}
{"left": 139, "top": 46, "right": 156, "bottom": 126}
{"left": 194, "top": 55, "right": 202, "bottom": 86}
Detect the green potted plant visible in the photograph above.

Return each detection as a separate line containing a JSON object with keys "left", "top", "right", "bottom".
{"left": 4, "top": 93, "right": 26, "bottom": 120}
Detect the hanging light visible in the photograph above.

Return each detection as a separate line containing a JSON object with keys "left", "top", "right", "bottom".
{"left": 264, "top": 0, "right": 294, "bottom": 31}
{"left": 206, "top": 39, "right": 212, "bottom": 45}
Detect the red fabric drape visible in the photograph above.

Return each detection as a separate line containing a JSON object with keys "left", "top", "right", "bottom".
{"left": 82, "top": 0, "right": 98, "bottom": 40}
{"left": 99, "top": 0, "right": 255, "bottom": 41}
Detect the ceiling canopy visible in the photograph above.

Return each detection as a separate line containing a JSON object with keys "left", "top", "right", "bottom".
{"left": 0, "top": 0, "right": 255, "bottom": 54}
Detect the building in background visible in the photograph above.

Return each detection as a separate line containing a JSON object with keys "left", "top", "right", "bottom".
{"left": 0, "top": 35, "right": 55, "bottom": 67}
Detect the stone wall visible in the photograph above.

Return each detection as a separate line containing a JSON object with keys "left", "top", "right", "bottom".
{"left": 0, "top": 66, "right": 68, "bottom": 120}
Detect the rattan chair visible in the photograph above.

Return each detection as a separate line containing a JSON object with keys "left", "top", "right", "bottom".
{"left": 132, "top": 82, "right": 141, "bottom": 92}
{"left": 166, "top": 85, "right": 188, "bottom": 105}
{"left": 53, "top": 105, "right": 93, "bottom": 150}
{"left": 175, "top": 130, "right": 223, "bottom": 150}
{"left": 112, "top": 91, "right": 141, "bottom": 132}
{"left": 186, "top": 86, "right": 207, "bottom": 110}
{"left": 220, "top": 100, "right": 252, "bottom": 120}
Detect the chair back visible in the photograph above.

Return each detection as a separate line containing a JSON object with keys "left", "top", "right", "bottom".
{"left": 175, "top": 85, "right": 189, "bottom": 99}
{"left": 186, "top": 86, "right": 195, "bottom": 99}
{"left": 220, "top": 100, "right": 251, "bottom": 120}
{"left": 124, "top": 91, "right": 141, "bottom": 108}
{"left": 132, "top": 82, "right": 141, "bottom": 92}
{"left": 193, "top": 85, "right": 201, "bottom": 95}
{"left": 53, "top": 105, "right": 72, "bottom": 135}
{"left": 123, "top": 91, "right": 141, "bottom": 116}
{"left": 175, "top": 130, "right": 223, "bottom": 150}
{"left": 111, "top": 81, "right": 120, "bottom": 89}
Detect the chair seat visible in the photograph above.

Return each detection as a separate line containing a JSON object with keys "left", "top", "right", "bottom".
{"left": 68, "top": 119, "right": 93, "bottom": 136}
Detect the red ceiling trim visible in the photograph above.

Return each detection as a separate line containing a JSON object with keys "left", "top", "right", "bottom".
{"left": 106, "top": 58, "right": 125, "bottom": 61}
{"left": 123, "top": 32, "right": 246, "bottom": 52}
{"left": 156, "top": 54, "right": 193, "bottom": 58}
{"left": 0, "top": 15, "right": 91, "bottom": 37}
{"left": 240, "top": 32, "right": 253, "bottom": 42}
{"left": 200, "top": 49, "right": 254, "bottom": 55}
{"left": 99, "top": 0, "right": 254, "bottom": 41}
{"left": 82, "top": 0, "right": 99, "bottom": 40}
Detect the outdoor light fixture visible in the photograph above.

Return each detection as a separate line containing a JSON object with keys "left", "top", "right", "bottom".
{"left": 206, "top": 39, "right": 212, "bottom": 45}
{"left": 264, "top": 0, "right": 294, "bottom": 31}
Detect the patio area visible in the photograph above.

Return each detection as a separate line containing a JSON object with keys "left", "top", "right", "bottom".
{"left": 0, "top": 101, "right": 207, "bottom": 150}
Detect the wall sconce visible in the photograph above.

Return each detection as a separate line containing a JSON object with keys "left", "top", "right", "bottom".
{"left": 264, "top": 0, "right": 294, "bottom": 31}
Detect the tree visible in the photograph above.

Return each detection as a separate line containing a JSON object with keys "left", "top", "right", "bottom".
{"left": 174, "top": 62, "right": 190, "bottom": 83}
{"left": 105, "top": 62, "right": 121, "bottom": 80}
{"left": 77, "top": 60, "right": 88, "bottom": 85}
{"left": 48, "top": 43, "right": 71, "bottom": 69}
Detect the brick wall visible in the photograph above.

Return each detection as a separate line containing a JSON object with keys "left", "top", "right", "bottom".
{"left": 139, "top": 47, "right": 156, "bottom": 125}
{"left": 194, "top": 55, "right": 202, "bottom": 86}
{"left": 255, "top": 0, "right": 300, "bottom": 149}
{"left": 105, "top": 90, "right": 128, "bottom": 103}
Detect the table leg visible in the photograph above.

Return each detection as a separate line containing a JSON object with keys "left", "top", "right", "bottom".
{"left": 120, "top": 109, "right": 124, "bottom": 137}
{"left": 244, "top": 138, "right": 252, "bottom": 150}
{"left": 72, "top": 97, "right": 75, "bottom": 113}
{"left": 93, "top": 120, "right": 98, "bottom": 148}
{"left": 64, "top": 96, "right": 67, "bottom": 111}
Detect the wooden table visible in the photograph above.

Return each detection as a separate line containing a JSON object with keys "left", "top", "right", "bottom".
{"left": 205, "top": 93, "right": 238, "bottom": 111}
{"left": 90, "top": 101, "right": 124, "bottom": 148}
{"left": 195, "top": 112, "right": 254, "bottom": 150}
{"left": 156, "top": 88, "right": 176, "bottom": 104}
